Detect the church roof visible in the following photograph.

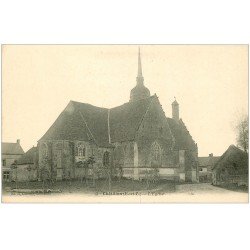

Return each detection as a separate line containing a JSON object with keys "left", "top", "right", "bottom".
{"left": 172, "top": 100, "right": 179, "bottom": 106}
{"left": 2, "top": 142, "right": 24, "bottom": 155}
{"left": 39, "top": 97, "right": 155, "bottom": 146}
{"left": 166, "top": 118, "right": 197, "bottom": 150}
{"left": 110, "top": 96, "right": 155, "bottom": 142}
{"left": 39, "top": 101, "right": 110, "bottom": 147}
{"left": 39, "top": 96, "right": 197, "bottom": 151}
{"left": 130, "top": 84, "right": 151, "bottom": 102}
{"left": 72, "top": 101, "right": 110, "bottom": 146}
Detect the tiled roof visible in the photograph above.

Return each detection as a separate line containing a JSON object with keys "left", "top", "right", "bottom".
{"left": 2, "top": 142, "right": 24, "bottom": 155}
{"left": 39, "top": 97, "right": 155, "bottom": 146}
{"left": 110, "top": 96, "right": 155, "bottom": 142}
{"left": 16, "top": 147, "right": 37, "bottom": 165}
{"left": 39, "top": 96, "right": 197, "bottom": 150}
{"left": 166, "top": 118, "right": 197, "bottom": 150}
{"left": 73, "top": 101, "right": 110, "bottom": 147}
{"left": 213, "top": 145, "right": 248, "bottom": 171}
{"left": 198, "top": 156, "right": 220, "bottom": 166}
{"left": 39, "top": 101, "right": 110, "bottom": 147}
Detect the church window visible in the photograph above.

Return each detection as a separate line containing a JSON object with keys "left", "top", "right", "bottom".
{"left": 2, "top": 159, "right": 6, "bottom": 166}
{"left": 77, "top": 145, "right": 85, "bottom": 156}
{"left": 103, "top": 151, "right": 110, "bottom": 166}
{"left": 151, "top": 142, "right": 162, "bottom": 162}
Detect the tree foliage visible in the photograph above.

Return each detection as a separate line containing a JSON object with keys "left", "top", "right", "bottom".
{"left": 235, "top": 114, "right": 248, "bottom": 153}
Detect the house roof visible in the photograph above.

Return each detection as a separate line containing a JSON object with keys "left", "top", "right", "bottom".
{"left": 212, "top": 145, "right": 248, "bottom": 171}
{"left": 16, "top": 147, "right": 37, "bottom": 165}
{"left": 2, "top": 142, "right": 24, "bottom": 155}
{"left": 39, "top": 96, "right": 197, "bottom": 150}
{"left": 198, "top": 156, "right": 220, "bottom": 167}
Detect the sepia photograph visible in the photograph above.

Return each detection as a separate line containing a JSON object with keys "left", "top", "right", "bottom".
{"left": 1, "top": 1, "right": 250, "bottom": 250}
{"left": 1, "top": 44, "right": 248, "bottom": 203}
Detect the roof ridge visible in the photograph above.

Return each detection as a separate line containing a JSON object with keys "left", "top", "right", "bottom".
{"left": 134, "top": 96, "right": 155, "bottom": 136}
{"left": 16, "top": 146, "right": 37, "bottom": 165}
{"left": 212, "top": 145, "right": 241, "bottom": 170}
{"left": 110, "top": 95, "right": 156, "bottom": 111}
{"left": 38, "top": 103, "right": 70, "bottom": 142}
{"left": 70, "top": 100, "right": 108, "bottom": 110}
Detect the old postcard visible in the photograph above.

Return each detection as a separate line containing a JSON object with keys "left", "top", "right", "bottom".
{"left": 1, "top": 45, "right": 248, "bottom": 203}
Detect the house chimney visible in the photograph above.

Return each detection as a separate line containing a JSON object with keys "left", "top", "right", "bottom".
{"left": 17, "top": 139, "right": 20, "bottom": 144}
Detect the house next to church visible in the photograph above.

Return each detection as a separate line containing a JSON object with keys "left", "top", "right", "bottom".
{"left": 212, "top": 145, "right": 248, "bottom": 187}
{"left": 2, "top": 140, "right": 24, "bottom": 182}
{"left": 198, "top": 153, "right": 220, "bottom": 183}
{"left": 37, "top": 49, "right": 199, "bottom": 182}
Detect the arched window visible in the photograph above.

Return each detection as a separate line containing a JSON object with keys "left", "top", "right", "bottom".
{"left": 77, "top": 145, "right": 85, "bottom": 157}
{"left": 152, "top": 142, "right": 161, "bottom": 161}
{"left": 151, "top": 142, "right": 162, "bottom": 167}
{"left": 103, "top": 151, "right": 110, "bottom": 166}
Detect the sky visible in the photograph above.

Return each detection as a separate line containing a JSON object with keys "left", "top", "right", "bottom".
{"left": 2, "top": 45, "right": 248, "bottom": 156}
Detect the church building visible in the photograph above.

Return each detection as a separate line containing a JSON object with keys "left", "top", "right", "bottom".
{"left": 37, "top": 49, "right": 199, "bottom": 182}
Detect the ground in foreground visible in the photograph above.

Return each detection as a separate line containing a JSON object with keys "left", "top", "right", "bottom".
{"left": 2, "top": 180, "right": 248, "bottom": 203}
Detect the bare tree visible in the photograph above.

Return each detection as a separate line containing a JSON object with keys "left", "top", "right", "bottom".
{"left": 39, "top": 167, "right": 50, "bottom": 193}
{"left": 102, "top": 152, "right": 113, "bottom": 191}
{"left": 75, "top": 161, "right": 86, "bottom": 183}
{"left": 27, "top": 165, "right": 32, "bottom": 188}
{"left": 234, "top": 113, "right": 248, "bottom": 153}
{"left": 104, "top": 166, "right": 112, "bottom": 191}
{"left": 117, "top": 165, "right": 123, "bottom": 182}
{"left": 65, "top": 170, "right": 72, "bottom": 193}
{"left": 39, "top": 156, "right": 50, "bottom": 192}
{"left": 87, "top": 156, "right": 96, "bottom": 187}
{"left": 11, "top": 161, "right": 18, "bottom": 190}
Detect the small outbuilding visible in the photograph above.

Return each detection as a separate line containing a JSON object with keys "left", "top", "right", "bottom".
{"left": 212, "top": 145, "right": 248, "bottom": 187}
{"left": 11, "top": 146, "right": 38, "bottom": 182}
{"left": 198, "top": 153, "right": 220, "bottom": 183}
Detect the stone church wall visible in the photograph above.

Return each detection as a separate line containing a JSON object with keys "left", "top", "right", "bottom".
{"left": 112, "top": 141, "right": 135, "bottom": 178}
{"left": 38, "top": 140, "right": 113, "bottom": 180}
{"left": 134, "top": 98, "right": 178, "bottom": 179}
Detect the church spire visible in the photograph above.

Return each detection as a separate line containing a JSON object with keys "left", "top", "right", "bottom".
{"left": 130, "top": 47, "right": 150, "bottom": 102}
{"left": 136, "top": 47, "right": 144, "bottom": 85}
{"left": 137, "top": 47, "right": 143, "bottom": 77}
